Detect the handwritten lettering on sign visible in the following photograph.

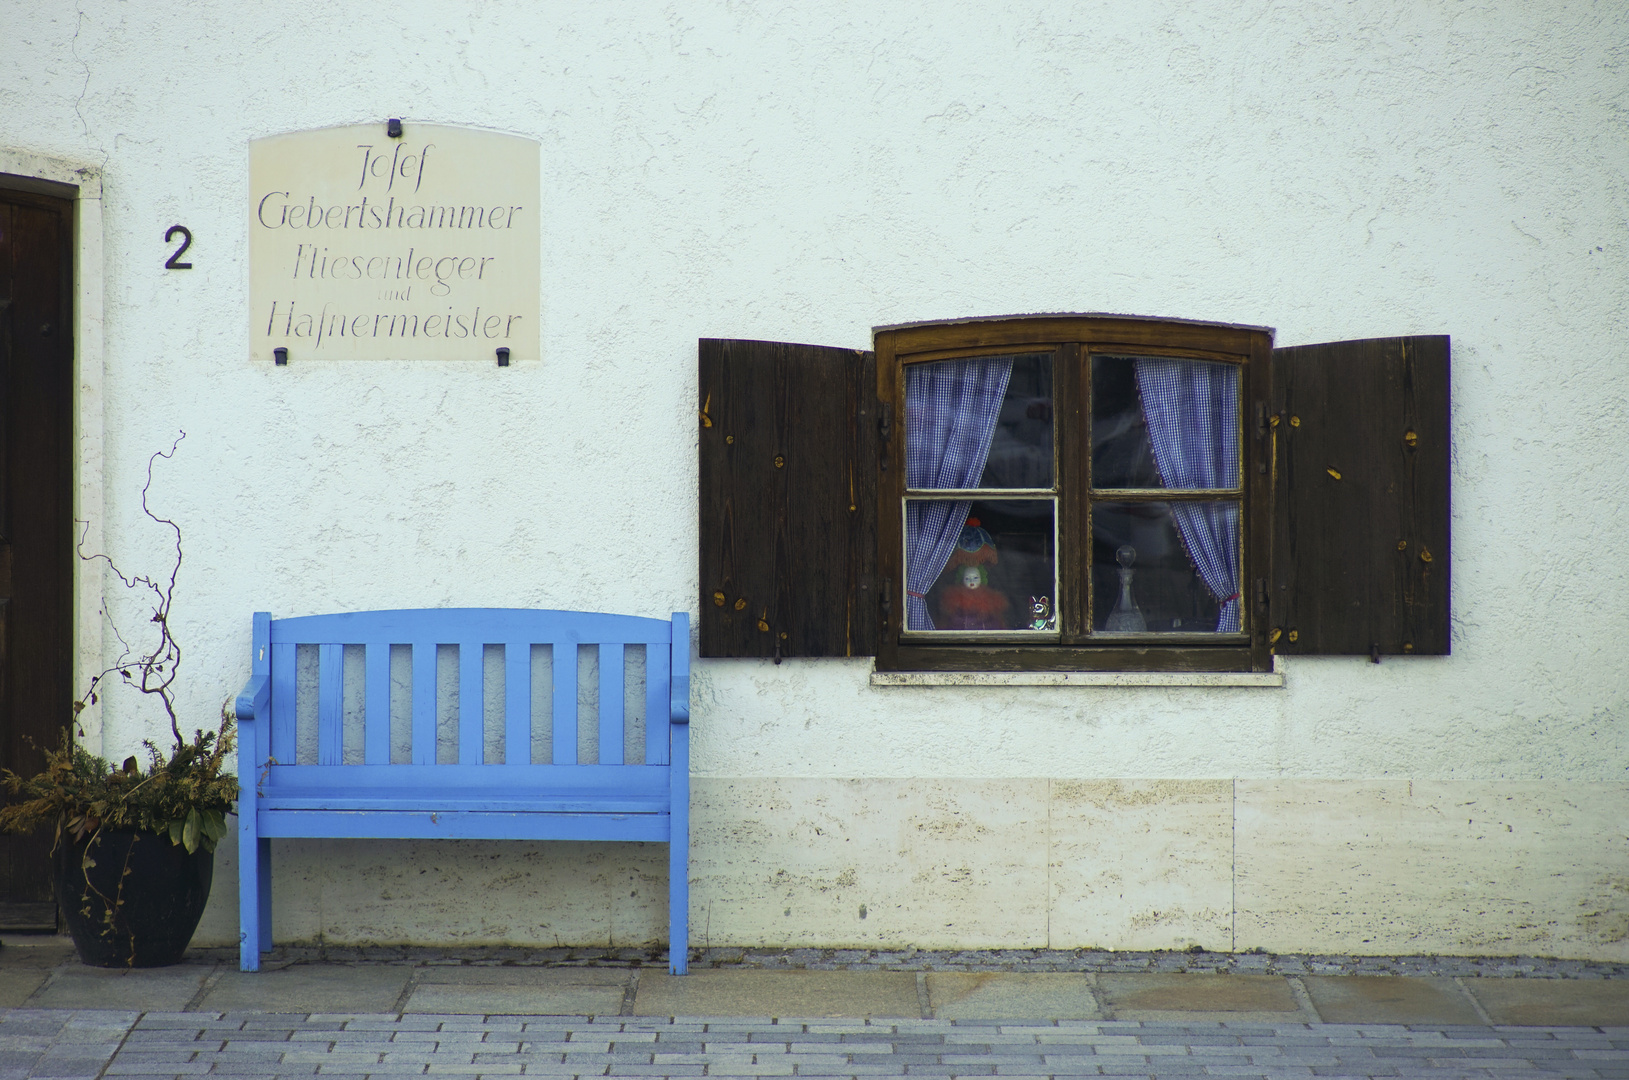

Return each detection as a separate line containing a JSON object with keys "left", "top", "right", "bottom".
{"left": 250, "top": 124, "right": 540, "bottom": 361}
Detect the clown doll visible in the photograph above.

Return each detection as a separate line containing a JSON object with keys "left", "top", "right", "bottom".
{"left": 934, "top": 518, "right": 1012, "bottom": 630}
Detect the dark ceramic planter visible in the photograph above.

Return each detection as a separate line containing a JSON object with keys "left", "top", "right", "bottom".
{"left": 53, "top": 829, "right": 213, "bottom": 967}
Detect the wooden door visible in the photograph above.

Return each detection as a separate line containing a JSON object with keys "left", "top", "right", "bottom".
{"left": 0, "top": 186, "right": 74, "bottom": 930}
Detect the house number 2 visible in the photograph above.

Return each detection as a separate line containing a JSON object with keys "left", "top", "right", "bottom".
{"left": 164, "top": 225, "right": 193, "bottom": 269}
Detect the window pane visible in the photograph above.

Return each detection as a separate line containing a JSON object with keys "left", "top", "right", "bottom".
{"left": 906, "top": 352, "right": 1053, "bottom": 490}
{"left": 905, "top": 499, "right": 1056, "bottom": 632}
{"left": 1091, "top": 500, "right": 1241, "bottom": 633}
{"left": 1091, "top": 355, "right": 1240, "bottom": 490}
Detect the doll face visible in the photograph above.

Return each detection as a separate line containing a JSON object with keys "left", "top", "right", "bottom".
{"left": 960, "top": 566, "right": 982, "bottom": 589}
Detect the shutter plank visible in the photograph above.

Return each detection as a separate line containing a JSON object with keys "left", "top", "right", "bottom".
{"left": 1272, "top": 335, "right": 1450, "bottom": 656}
{"left": 698, "top": 339, "right": 878, "bottom": 657}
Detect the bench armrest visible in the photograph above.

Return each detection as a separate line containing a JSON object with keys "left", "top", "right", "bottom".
{"left": 670, "top": 611, "right": 690, "bottom": 725}
{"left": 670, "top": 672, "right": 689, "bottom": 725}
{"left": 236, "top": 670, "right": 270, "bottom": 726}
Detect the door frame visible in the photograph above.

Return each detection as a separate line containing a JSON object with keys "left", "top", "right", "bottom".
{"left": 0, "top": 148, "right": 106, "bottom": 756}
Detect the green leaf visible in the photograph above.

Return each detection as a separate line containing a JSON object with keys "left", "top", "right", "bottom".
{"left": 201, "top": 810, "right": 227, "bottom": 842}
{"left": 182, "top": 808, "right": 201, "bottom": 853}
{"left": 169, "top": 819, "right": 185, "bottom": 846}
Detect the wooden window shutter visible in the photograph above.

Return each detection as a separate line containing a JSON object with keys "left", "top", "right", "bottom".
{"left": 1270, "top": 335, "right": 1451, "bottom": 657}
{"left": 698, "top": 339, "right": 879, "bottom": 658}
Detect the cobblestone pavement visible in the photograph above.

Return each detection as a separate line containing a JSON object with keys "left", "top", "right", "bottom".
{"left": 3, "top": 1009, "right": 1627, "bottom": 1080}
{"left": 224, "top": 948, "right": 1629, "bottom": 981}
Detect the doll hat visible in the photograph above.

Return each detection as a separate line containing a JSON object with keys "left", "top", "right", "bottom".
{"left": 946, "top": 517, "right": 998, "bottom": 570}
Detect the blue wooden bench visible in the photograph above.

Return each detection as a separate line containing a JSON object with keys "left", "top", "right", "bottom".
{"left": 233, "top": 608, "right": 690, "bottom": 974}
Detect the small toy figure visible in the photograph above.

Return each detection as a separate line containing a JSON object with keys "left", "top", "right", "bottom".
{"left": 1029, "top": 595, "right": 1055, "bottom": 630}
{"left": 936, "top": 518, "right": 1012, "bottom": 630}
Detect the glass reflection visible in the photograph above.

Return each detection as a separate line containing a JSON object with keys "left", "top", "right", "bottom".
{"left": 906, "top": 353, "right": 1053, "bottom": 490}
{"left": 1092, "top": 355, "right": 1240, "bottom": 490}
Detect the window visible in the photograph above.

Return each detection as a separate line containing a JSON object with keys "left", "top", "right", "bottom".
{"left": 697, "top": 318, "right": 1450, "bottom": 672}
{"left": 874, "top": 316, "right": 1270, "bottom": 672}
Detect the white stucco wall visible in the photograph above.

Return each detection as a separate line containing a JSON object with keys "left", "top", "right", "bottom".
{"left": 3, "top": 1, "right": 1625, "bottom": 957}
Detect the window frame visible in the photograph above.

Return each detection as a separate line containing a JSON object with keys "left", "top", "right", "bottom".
{"left": 874, "top": 314, "right": 1275, "bottom": 674}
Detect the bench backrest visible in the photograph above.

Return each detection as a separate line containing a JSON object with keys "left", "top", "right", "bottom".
{"left": 241, "top": 609, "right": 689, "bottom": 772}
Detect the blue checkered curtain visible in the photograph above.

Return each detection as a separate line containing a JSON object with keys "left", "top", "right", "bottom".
{"left": 904, "top": 358, "right": 1014, "bottom": 630}
{"left": 1133, "top": 359, "right": 1242, "bottom": 632}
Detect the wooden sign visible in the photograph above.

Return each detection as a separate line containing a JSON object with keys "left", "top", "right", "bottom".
{"left": 250, "top": 124, "right": 540, "bottom": 362}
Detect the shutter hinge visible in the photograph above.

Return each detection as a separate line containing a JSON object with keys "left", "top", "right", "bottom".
{"left": 878, "top": 403, "right": 893, "bottom": 471}
{"left": 1255, "top": 403, "right": 1268, "bottom": 474}
{"left": 881, "top": 578, "right": 892, "bottom": 619}
{"left": 1255, "top": 578, "right": 1267, "bottom": 614}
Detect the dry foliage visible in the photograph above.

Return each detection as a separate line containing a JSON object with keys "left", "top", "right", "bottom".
{"left": 0, "top": 711, "right": 238, "bottom": 853}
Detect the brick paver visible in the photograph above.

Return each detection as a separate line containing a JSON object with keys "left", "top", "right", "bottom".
{"left": 3, "top": 1010, "right": 1626, "bottom": 1080}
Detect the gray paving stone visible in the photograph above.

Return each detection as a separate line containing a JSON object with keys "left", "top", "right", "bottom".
{"left": 925, "top": 974, "right": 1103, "bottom": 1022}
{"left": 12, "top": 989, "right": 1629, "bottom": 1080}
{"left": 408, "top": 968, "right": 630, "bottom": 1017}
{"left": 634, "top": 972, "right": 920, "bottom": 1019}
{"left": 30, "top": 966, "right": 211, "bottom": 1012}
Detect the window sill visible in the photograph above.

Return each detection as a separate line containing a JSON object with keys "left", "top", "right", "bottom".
{"left": 869, "top": 656, "right": 1284, "bottom": 688}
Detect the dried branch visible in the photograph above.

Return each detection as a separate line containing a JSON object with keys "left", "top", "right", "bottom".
{"left": 75, "top": 431, "right": 187, "bottom": 748}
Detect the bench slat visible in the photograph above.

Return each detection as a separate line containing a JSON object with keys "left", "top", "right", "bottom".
{"left": 269, "top": 608, "right": 673, "bottom": 646}
{"left": 412, "top": 642, "right": 436, "bottom": 765}
{"left": 271, "top": 642, "right": 297, "bottom": 764}
{"left": 504, "top": 641, "right": 530, "bottom": 764}
{"left": 364, "top": 643, "right": 390, "bottom": 765}
{"left": 259, "top": 762, "right": 671, "bottom": 792}
{"left": 257, "top": 810, "right": 672, "bottom": 843}
{"left": 553, "top": 643, "right": 576, "bottom": 764}
{"left": 646, "top": 641, "right": 670, "bottom": 765}
{"left": 318, "top": 643, "right": 344, "bottom": 765}
{"left": 262, "top": 795, "right": 667, "bottom": 814}
{"left": 600, "top": 643, "right": 624, "bottom": 765}
{"left": 459, "top": 642, "right": 484, "bottom": 764}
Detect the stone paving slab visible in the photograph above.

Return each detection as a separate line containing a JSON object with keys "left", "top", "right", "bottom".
{"left": 201, "top": 964, "right": 412, "bottom": 1014}
{"left": 1466, "top": 977, "right": 1629, "bottom": 1026}
{"left": 27, "top": 965, "right": 210, "bottom": 1011}
{"left": 1301, "top": 975, "right": 1487, "bottom": 1024}
{"left": 405, "top": 967, "right": 632, "bottom": 1015}
{"left": 634, "top": 971, "right": 921, "bottom": 1019}
{"left": 0, "top": 969, "right": 50, "bottom": 1009}
{"left": 923, "top": 973, "right": 1101, "bottom": 1020}
{"left": 1095, "top": 973, "right": 1312, "bottom": 1023}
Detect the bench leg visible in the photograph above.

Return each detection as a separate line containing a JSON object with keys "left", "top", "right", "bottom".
{"left": 257, "top": 838, "right": 273, "bottom": 953}
{"left": 239, "top": 819, "right": 260, "bottom": 971}
{"left": 669, "top": 725, "right": 690, "bottom": 976}
{"left": 240, "top": 818, "right": 272, "bottom": 971}
{"left": 668, "top": 837, "right": 688, "bottom": 975}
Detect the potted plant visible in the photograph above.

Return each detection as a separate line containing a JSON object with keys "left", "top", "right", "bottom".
{"left": 0, "top": 434, "right": 239, "bottom": 967}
